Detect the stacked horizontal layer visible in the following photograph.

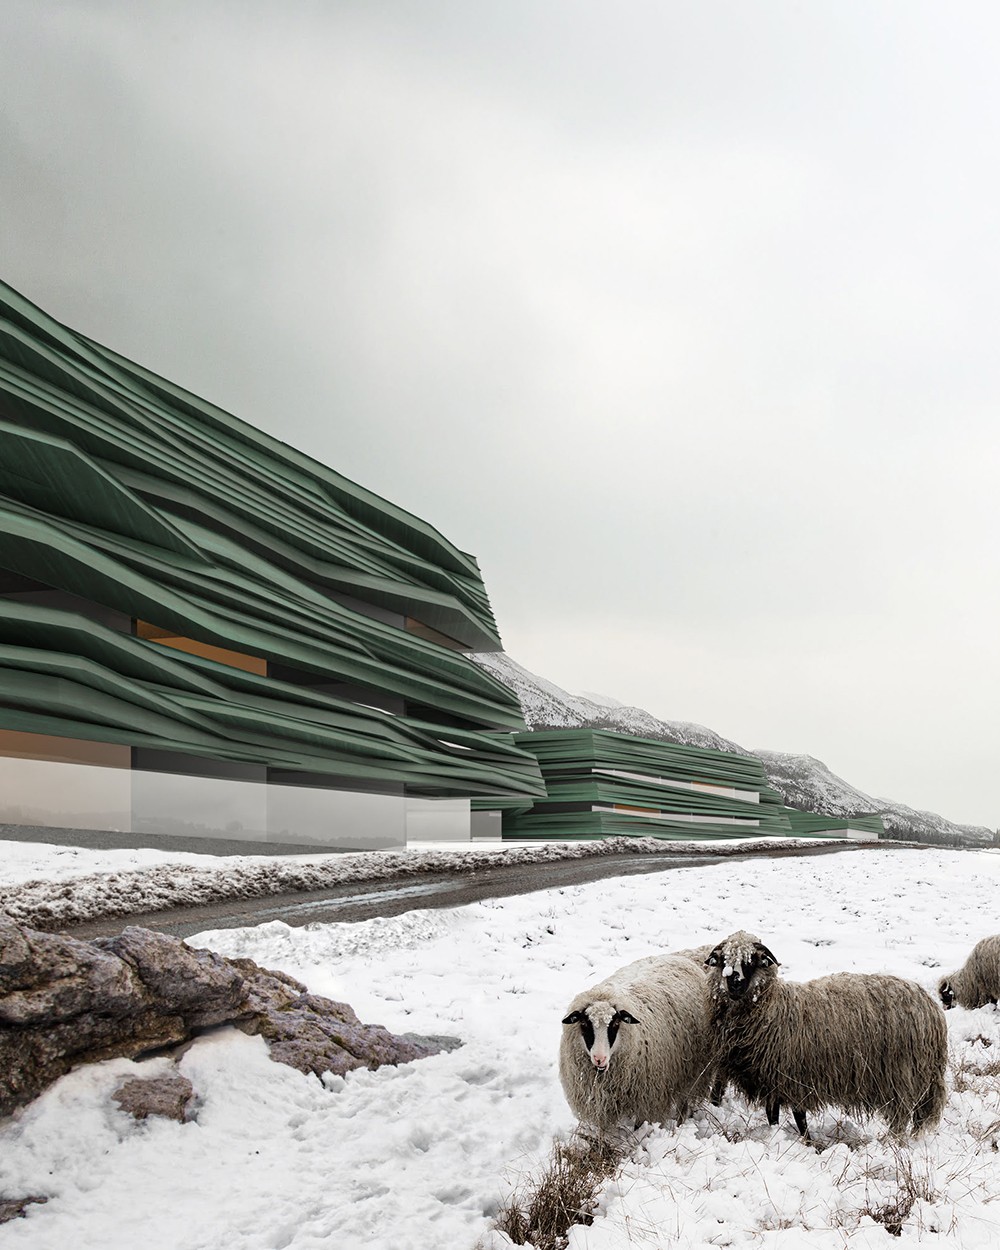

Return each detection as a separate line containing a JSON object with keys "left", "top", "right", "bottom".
{"left": 782, "top": 808, "right": 884, "bottom": 838}
{"left": 0, "top": 280, "right": 544, "bottom": 801}
{"left": 503, "top": 729, "right": 793, "bottom": 840}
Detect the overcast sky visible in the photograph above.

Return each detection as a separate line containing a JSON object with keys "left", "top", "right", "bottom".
{"left": 3, "top": 1, "right": 998, "bottom": 827}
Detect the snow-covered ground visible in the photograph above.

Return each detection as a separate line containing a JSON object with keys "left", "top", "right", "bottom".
{"left": 0, "top": 837, "right": 630, "bottom": 887}
{"left": 3, "top": 844, "right": 1000, "bottom": 1248}
{"left": 0, "top": 834, "right": 829, "bottom": 930}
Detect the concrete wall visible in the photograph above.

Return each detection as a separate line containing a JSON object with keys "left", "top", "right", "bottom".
{"left": 471, "top": 809, "right": 502, "bottom": 840}
{"left": 405, "top": 797, "right": 471, "bottom": 842}
{"left": 0, "top": 756, "right": 408, "bottom": 850}
{"left": 267, "top": 783, "right": 405, "bottom": 850}
{"left": 0, "top": 755, "right": 131, "bottom": 831}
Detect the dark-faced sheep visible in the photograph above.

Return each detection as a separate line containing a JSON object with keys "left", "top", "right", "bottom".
{"left": 559, "top": 953, "right": 714, "bottom": 1131}
{"left": 938, "top": 935, "right": 1000, "bottom": 1009}
{"left": 706, "top": 931, "right": 948, "bottom": 1138}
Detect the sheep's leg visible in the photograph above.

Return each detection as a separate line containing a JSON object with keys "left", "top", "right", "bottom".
{"left": 766, "top": 1099, "right": 780, "bottom": 1126}
{"left": 710, "top": 1076, "right": 726, "bottom": 1106}
{"left": 911, "top": 1081, "right": 946, "bottom": 1136}
{"left": 793, "top": 1109, "right": 808, "bottom": 1136}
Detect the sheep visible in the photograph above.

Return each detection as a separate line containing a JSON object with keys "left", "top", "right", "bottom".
{"left": 670, "top": 943, "right": 715, "bottom": 965}
{"left": 665, "top": 943, "right": 731, "bottom": 1105}
{"left": 705, "top": 931, "right": 948, "bottom": 1138}
{"left": 938, "top": 935, "right": 1000, "bottom": 1009}
{"left": 559, "top": 953, "right": 714, "bottom": 1131}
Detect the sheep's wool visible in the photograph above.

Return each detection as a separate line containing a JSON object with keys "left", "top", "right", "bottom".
{"left": 719, "top": 931, "right": 763, "bottom": 976}
{"left": 585, "top": 1001, "right": 616, "bottom": 1027}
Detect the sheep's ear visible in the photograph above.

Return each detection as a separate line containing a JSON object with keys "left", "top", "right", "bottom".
{"left": 562, "top": 1010, "right": 584, "bottom": 1025}
{"left": 705, "top": 949, "right": 722, "bottom": 967}
{"left": 756, "top": 944, "right": 779, "bottom": 968}
{"left": 614, "top": 1010, "right": 640, "bottom": 1025}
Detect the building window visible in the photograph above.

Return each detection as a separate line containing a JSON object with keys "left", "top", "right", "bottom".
{"left": 135, "top": 621, "right": 267, "bottom": 675}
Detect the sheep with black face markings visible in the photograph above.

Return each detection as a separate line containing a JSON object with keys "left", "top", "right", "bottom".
{"left": 706, "top": 930, "right": 947, "bottom": 1138}
{"left": 938, "top": 934, "right": 1000, "bottom": 1010}
{"left": 559, "top": 953, "right": 714, "bottom": 1131}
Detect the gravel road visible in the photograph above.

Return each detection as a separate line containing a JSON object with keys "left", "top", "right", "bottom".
{"left": 64, "top": 840, "right": 894, "bottom": 941}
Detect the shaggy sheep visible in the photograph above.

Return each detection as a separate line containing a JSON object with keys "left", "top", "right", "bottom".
{"left": 938, "top": 935, "right": 1000, "bottom": 1009}
{"left": 706, "top": 931, "right": 948, "bottom": 1138}
{"left": 670, "top": 943, "right": 715, "bottom": 965}
{"left": 666, "top": 942, "right": 731, "bottom": 1102}
{"left": 559, "top": 953, "right": 714, "bottom": 1130}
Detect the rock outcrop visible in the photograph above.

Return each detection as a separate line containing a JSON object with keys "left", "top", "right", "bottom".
{"left": 0, "top": 913, "right": 434, "bottom": 1116}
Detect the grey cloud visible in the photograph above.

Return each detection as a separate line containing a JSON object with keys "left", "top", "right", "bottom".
{"left": 1, "top": 1, "right": 997, "bottom": 826}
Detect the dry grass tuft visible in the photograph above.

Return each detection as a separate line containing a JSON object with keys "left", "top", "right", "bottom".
{"left": 489, "top": 1134, "right": 625, "bottom": 1250}
{"left": 850, "top": 1144, "right": 941, "bottom": 1238}
{"left": 951, "top": 1045, "right": 1000, "bottom": 1094}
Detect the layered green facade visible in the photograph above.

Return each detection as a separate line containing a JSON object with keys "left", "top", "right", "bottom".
{"left": 0, "top": 280, "right": 544, "bottom": 805}
{"left": 781, "top": 808, "right": 884, "bottom": 839}
{"left": 503, "top": 729, "right": 793, "bottom": 840}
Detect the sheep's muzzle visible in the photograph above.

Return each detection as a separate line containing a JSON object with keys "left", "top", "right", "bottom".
{"left": 722, "top": 969, "right": 753, "bottom": 1001}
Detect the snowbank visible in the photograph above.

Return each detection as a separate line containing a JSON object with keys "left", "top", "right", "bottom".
{"left": 0, "top": 835, "right": 860, "bottom": 930}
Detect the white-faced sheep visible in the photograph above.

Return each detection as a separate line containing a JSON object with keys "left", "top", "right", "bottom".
{"left": 706, "top": 931, "right": 948, "bottom": 1138}
{"left": 938, "top": 935, "right": 1000, "bottom": 1010}
{"left": 559, "top": 953, "right": 714, "bottom": 1131}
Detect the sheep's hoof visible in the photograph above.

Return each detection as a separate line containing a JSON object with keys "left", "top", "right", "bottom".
{"left": 793, "top": 1109, "right": 808, "bottom": 1136}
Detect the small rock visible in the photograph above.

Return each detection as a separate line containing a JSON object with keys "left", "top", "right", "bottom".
{"left": 112, "top": 1074, "right": 195, "bottom": 1122}
{"left": 0, "top": 1196, "right": 47, "bottom": 1224}
{"left": 400, "top": 1033, "right": 463, "bottom": 1054}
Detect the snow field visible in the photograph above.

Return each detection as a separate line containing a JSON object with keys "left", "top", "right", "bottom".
{"left": 1, "top": 847, "right": 999, "bottom": 1247}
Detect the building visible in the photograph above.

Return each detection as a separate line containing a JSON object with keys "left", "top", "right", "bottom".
{"left": 0, "top": 280, "right": 545, "bottom": 850}
{"left": 501, "top": 729, "right": 794, "bottom": 839}
{"left": 781, "top": 809, "right": 883, "bottom": 840}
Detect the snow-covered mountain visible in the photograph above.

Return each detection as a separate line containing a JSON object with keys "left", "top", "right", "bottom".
{"left": 473, "top": 652, "right": 748, "bottom": 754}
{"left": 474, "top": 652, "right": 995, "bottom": 847}
{"left": 753, "top": 750, "right": 993, "bottom": 846}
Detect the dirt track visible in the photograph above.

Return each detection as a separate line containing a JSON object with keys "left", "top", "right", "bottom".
{"left": 64, "top": 840, "right": 905, "bottom": 942}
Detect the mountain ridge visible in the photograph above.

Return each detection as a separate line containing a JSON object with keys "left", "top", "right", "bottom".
{"left": 473, "top": 652, "right": 994, "bottom": 847}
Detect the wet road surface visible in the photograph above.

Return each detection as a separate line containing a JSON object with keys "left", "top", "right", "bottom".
{"left": 63, "top": 840, "right": 897, "bottom": 941}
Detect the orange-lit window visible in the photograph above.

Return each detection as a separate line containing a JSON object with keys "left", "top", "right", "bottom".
{"left": 0, "top": 729, "right": 130, "bottom": 768}
{"left": 135, "top": 621, "right": 267, "bottom": 675}
{"left": 613, "top": 803, "right": 661, "bottom": 815}
{"left": 404, "top": 617, "right": 468, "bottom": 652}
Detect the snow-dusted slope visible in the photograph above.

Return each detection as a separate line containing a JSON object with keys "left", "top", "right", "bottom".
{"left": 474, "top": 653, "right": 995, "bottom": 847}
{"left": 472, "top": 653, "right": 747, "bottom": 754}
{"left": 752, "top": 750, "right": 881, "bottom": 816}
{"left": 756, "top": 750, "right": 993, "bottom": 846}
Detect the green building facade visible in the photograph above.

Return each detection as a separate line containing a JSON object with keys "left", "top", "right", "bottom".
{"left": 0, "top": 280, "right": 544, "bottom": 849}
{"left": 501, "top": 729, "right": 794, "bottom": 840}
{"left": 496, "top": 728, "right": 884, "bottom": 842}
{"left": 781, "top": 809, "right": 884, "bottom": 840}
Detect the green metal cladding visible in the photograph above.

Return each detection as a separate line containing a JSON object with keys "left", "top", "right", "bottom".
{"left": 782, "top": 808, "right": 884, "bottom": 838}
{"left": 0, "top": 279, "right": 545, "bottom": 801}
{"left": 503, "top": 729, "right": 794, "bottom": 840}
